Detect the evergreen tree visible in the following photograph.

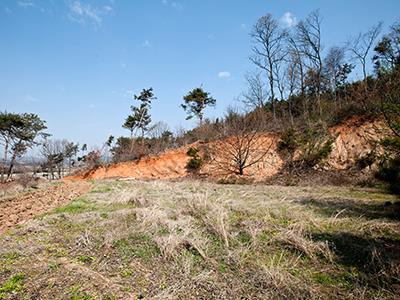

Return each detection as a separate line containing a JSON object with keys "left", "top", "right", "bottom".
{"left": 123, "top": 88, "right": 157, "bottom": 141}
{"left": 181, "top": 87, "right": 216, "bottom": 123}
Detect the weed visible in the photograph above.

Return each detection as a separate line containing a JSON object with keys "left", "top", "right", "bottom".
{"left": 120, "top": 267, "right": 134, "bottom": 278}
{"left": 77, "top": 255, "right": 95, "bottom": 264}
{"left": 0, "top": 273, "right": 24, "bottom": 299}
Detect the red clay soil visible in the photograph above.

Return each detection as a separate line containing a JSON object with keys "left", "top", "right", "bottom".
{"left": 77, "top": 116, "right": 388, "bottom": 181}
{"left": 0, "top": 180, "right": 91, "bottom": 233}
{"left": 81, "top": 146, "right": 191, "bottom": 180}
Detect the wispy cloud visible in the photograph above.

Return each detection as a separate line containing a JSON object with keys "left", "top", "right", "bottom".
{"left": 4, "top": 7, "right": 12, "bottom": 14}
{"left": 17, "top": 0, "right": 35, "bottom": 8}
{"left": 68, "top": 1, "right": 113, "bottom": 26}
{"left": 218, "top": 71, "right": 231, "bottom": 79}
{"left": 162, "top": 0, "right": 183, "bottom": 11}
{"left": 141, "top": 40, "right": 152, "bottom": 48}
{"left": 280, "top": 12, "right": 297, "bottom": 28}
{"left": 240, "top": 23, "right": 247, "bottom": 30}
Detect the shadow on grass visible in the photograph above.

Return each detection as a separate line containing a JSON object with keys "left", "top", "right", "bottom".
{"left": 297, "top": 197, "right": 400, "bottom": 221}
{"left": 312, "top": 232, "right": 400, "bottom": 289}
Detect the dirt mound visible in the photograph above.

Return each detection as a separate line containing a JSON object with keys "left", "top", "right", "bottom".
{"left": 0, "top": 180, "right": 91, "bottom": 233}
{"left": 79, "top": 117, "right": 388, "bottom": 181}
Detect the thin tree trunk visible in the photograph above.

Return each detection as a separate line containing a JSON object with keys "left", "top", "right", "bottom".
{"left": 6, "top": 151, "right": 17, "bottom": 181}
{"left": 1, "top": 140, "right": 8, "bottom": 183}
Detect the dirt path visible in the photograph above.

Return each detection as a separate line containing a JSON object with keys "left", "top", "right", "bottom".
{"left": 0, "top": 180, "right": 91, "bottom": 233}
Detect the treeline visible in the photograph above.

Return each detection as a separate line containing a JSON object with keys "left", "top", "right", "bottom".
{"left": 0, "top": 113, "right": 107, "bottom": 181}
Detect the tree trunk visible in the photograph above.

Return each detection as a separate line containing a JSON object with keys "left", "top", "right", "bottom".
{"left": 6, "top": 150, "right": 17, "bottom": 181}
{"left": 1, "top": 140, "right": 8, "bottom": 183}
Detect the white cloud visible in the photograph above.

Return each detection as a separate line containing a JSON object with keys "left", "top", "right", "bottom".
{"left": 280, "top": 12, "right": 297, "bottom": 28}
{"left": 162, "top": 0, "right": 183, "bottom": 10}
{"left": 17, "top": 1, "right": 35, "bottom": 8}
{"left": 103, "top": 5, "right": 113, "bottom": 13}
{"left": 171, "top": 2, "right": 183, "bottom": 10}
{"left": 141, "top": 40, "right": 152, "bottom": 48}
{"left": 240, "top": 23, "right": 247, "bottom": 30}
{"left": 68, "top": 1, "right": 113, "bottom": 26}
{"left": 5, "top": 7, "right": 12, "bottom": 14}
{"left": 218, "top": 71, "right": 231, "bottom": 79}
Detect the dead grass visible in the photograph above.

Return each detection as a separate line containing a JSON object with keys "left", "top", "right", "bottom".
{"left": 0, "top": 179, "right": 399, "bottom": 299}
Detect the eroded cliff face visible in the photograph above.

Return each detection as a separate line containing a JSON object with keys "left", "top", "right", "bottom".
{"left": 79, "top": 116, "right": 389, "bottom": 181}
{"left": 323, "top": 117, "right": 390, "bottom": 170}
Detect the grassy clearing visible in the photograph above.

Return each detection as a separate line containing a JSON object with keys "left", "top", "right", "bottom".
{"left": 0, "top": 179, "right": 399, "bottom": 299}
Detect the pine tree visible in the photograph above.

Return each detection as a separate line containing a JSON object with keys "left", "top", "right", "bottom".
{"left": 181, "top": 87, "right": 216, "bottom": 124}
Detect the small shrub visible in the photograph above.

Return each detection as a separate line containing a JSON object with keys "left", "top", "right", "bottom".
{"left": 376, "top": 137, "right": 400, "bottom": 195}
{"left": 186, "top": 147, "right": 203, "bottom": 171}
{"left": 376, "top": 157, "right": 400, "bottom": 195}
{"left": 304, "top": 139, "right": 334, "bottom": 167}
{"left": 278, "top": 128, "right": 298, "bottom": 154}
{"left": 186, "top": 147, "right": 199, "bottom": 157}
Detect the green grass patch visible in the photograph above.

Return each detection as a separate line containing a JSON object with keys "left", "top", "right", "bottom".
{"left": 113, "top": 233, "right": 160, "bottom": 262}
{"left": 0, "top": 273, "right": 24, "bottom": 299}
{"left": 77, "top": 255, "right": 95, "bottom": 264}
{"left": 90, "top": 186, "right": 113, "bottom": 193}
{"left": 53, "top": 197, "right": 96, "bottom": 214}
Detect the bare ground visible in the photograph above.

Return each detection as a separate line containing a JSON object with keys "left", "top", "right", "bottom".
{"left": 0, "top": 180, "right": 91, "bottom": 233}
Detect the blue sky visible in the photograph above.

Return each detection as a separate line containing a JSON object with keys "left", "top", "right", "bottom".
{"left": 1, "top": 0, "right": 399, "bottom": 148}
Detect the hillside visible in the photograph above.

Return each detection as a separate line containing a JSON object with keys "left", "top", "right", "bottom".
{"left": 77, "top": 116, "right": 389, "bottom": 182}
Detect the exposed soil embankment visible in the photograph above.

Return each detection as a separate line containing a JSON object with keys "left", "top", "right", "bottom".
{"left": 81, "top": 147, "right": 191, "bottom": 180}
{"left": 79, "top": 117, "right": 388, "bottom": 181}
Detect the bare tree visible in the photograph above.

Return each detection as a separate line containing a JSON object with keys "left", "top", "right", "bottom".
{"left": 250, "top": 13, "right": 287, "bottom": 119}
{"left": 209, "top": 109, "right": 273, "bottom": 176}
{"left": 283, "top": 57, "right": 300, "bottom": 126}
{"left": 295, "top": 10, "right": 324, "bottom": 117}
{"left": 347, "top": 22, "right": 382, "bottom": 82}
{"left": 241, "top": 71, "right": 269, "bottom": 110}
{"left": 323, "top": 46, "right": 346, "bottom": 107}
{"left": 287, "top": 36, "right": 308, "bottom": 121}
{"left": 41, "top": 139, "right": 72, "bottom": 179}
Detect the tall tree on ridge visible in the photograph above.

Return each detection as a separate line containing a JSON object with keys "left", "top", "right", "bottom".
{"left": 251, "top": 13, "right": 287, "bottom": 119}
{"left": 181, "top": 87, "right": 216, "bottom": 124}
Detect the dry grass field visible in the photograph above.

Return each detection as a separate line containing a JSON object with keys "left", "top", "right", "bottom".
{"left": 0, "top": 180, "right": 399, "bottom": 299}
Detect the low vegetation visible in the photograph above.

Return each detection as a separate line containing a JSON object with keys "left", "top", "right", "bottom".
{"left": 0, "top": 179, "right": 399, "bottom": 299}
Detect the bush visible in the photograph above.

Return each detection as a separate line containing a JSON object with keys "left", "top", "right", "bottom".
{"left": 186, "top": 147, "right": 199, "bottom": 157}
{"left": 376, "top": 157, "right": 400, "bottom": 195}
{"left": 376, "top": 137, "right": 400, "bottom": 195}
{"left": 304, "top": 139, "right": 334, "bottom": 167}
{"left": 186, "top": 147, "right": 203, "bottom": 171}
{"left": 278, "top": 128, "right": 298, "bottom": 154}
